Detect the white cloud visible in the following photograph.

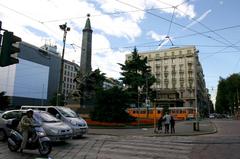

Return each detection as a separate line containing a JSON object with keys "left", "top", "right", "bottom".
{"left": 92, "top": 15, "right": 142, "bottom": 41}
{"left": 147, "top": 31, "right": 166, "bottom": 41}
{"left": 0, "top": 0, "right": 197, "bottom": 79}
{"left": 183, "top": 9, "right": 212, "bottom": 30}
{"left": 92, "top": 34, "right": 126, "bottom": 78}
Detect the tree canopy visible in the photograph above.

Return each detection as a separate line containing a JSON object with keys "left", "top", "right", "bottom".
{"left": 73, "top": 68, "right": 106, "bottom": 101}
{"left": 215, "top": 74, "right": 240, "bottom": 114}
{"left": 90, "top": 86, "right": 135, "bottom": 122}
{"left": 119, "top": 47, "right": 156, "bottom": 107}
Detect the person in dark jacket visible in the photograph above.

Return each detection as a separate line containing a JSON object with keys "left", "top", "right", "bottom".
{"left": 170, "top": 115, "right": 175, "bottom": 134}
{"left": 157, "top": 116, "right": 163, "bottom": 133}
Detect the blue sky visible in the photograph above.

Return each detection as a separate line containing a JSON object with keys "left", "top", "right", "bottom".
{"left": 0, "top": 0, "right": 240, "bottom": 104}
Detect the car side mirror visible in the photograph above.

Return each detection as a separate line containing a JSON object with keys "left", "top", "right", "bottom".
{"left": 56, "top": 114, "right": 60, "bottom": 119}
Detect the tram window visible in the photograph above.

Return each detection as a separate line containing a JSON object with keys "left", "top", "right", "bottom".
{"left": 188, "top": 109, "right": 193, "bottom": 113}
{"left": 133, "top": 111, "right": 136, "bottom": 114}
{"left": 158, "top": 110, "right": 161, "bottom": 114}
{"left": 182, "top": 110, "right": 186, "bottom": 113}
{"left": 141, "top": 110, "right": 146, "bottom": 114}
{"left": 179, "top": 110, "right": 182, "bottom": 113}
{"left": 149, "top": 110, "right": 153, "bottom": 114}
{"left": 172, "top": 110, "right": 175, "bottom": 114}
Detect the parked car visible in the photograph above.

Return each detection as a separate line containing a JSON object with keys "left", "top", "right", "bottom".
{"left": 0, "top": 110, "right": 73, "bottom": 142}
{"left": 34, "top": 111, "right": 73, "bottom": 141}
{"left": 21, "top": 106, "right": 88, "bottom": 137}
{"left": 209, "top": 114, "right": 215, "bottom": 119}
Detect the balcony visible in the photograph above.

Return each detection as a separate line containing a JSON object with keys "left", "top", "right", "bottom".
{"left": 164, "top": 79, "right": 169, "bottom": 83}
{"left": 180, "top": 77, "right": 184, "bottom": 81}
{"left": 188, "top": 77, "right": 194, "bottom": 82}
{"left": 179, "top": 70, "right": 184, "bottom": 74}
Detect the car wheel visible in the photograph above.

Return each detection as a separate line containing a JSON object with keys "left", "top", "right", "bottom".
{"left": 0, "top": 129, "right": 6, "bottom": 141}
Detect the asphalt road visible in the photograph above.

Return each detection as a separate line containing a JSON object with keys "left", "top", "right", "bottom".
{"left": 0, "top": 119, "right": 239, "bottom": 159}
{"left": 190, "top": 119, "right": 240, "bottom": 159}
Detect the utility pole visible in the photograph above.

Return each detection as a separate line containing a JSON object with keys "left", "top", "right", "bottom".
{"left": 194, "top": 50, "right": 199, "bottom": 131}
{"left": 0, "top": 21, "right": 2, "bottom": 45}
{"left": 57, "top": 22, "right": 70, "bottom": 106}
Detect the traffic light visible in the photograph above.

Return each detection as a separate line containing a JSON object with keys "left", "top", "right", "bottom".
{"left": 0, "top": 31, "right": 21, "bottom": 67}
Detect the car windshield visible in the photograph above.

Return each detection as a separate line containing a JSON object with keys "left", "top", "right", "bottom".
{"left": 57, "top": 107, "right": 78, "bottom": 118}
{"left": 34, "top": 112, "right": 60, "bottom": 123}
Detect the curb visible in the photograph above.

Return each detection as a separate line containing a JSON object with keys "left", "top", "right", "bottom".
{"left": 88, "top": 120, "right": 218, "bottom": 137}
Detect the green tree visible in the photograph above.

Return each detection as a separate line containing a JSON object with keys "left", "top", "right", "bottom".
{"left": 90, "top": 86, "right": 135, "bottom": 122}
{"left": 0, "top": 91, "right": 10, "bottom": 110}
{"left": 73, "top": 68, "right": 106, "bottom": 106}
{"left": 119, "top": 47, "right": 156, "bottom": 107}
{"left": 49, "top": 93, "right": 65, "bottom": 106}
{"left": 215, "top": 74, "right": 240, "bottom": 114}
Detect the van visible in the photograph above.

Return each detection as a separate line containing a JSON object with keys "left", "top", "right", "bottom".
{"left": 21, "top": 106, "right": 88, "bottom": 137}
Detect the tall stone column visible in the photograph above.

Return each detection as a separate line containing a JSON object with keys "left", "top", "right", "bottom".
{"left": 80, "top": 14, "right": 93, "bottom": 108}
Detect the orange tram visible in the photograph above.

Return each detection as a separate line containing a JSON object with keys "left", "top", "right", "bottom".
{"left": 127, "top": 107, "right": 196, "bottom": 120}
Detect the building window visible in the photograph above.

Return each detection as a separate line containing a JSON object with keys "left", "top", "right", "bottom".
{"left": 165, "top": 83, "right": 168, "bottom": 89}
{"left": 180, "top": 92, "right": 183, "bottom": 98}
{"left": 164, "top": 66, "right": 168, "bottom": 71}
{"left": 179, "top": 57, "right": 183, "bottom": 63}
{"left": 187, "top": 50, "right": 192, "bottom": 54}
{"left": 179, "top": 51, "right": 182, "bottom": 55}
{"left": 180, "top": 82, "right": 184, "bottom": 88}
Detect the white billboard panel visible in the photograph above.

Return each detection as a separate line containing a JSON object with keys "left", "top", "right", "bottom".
{"left": 0, "top": 59, "right": 49, "bottom": 99}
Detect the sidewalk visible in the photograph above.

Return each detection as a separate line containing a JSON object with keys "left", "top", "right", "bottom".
{"left": 88, "top": 119, "right": 217, "bottom": 137}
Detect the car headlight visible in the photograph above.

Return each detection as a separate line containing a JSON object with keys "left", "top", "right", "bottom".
{"left": 70, "top": 120, "right": 77, "bottom": 126}
{"left": 36, "top": 131, "right": 46, "bottom": 137}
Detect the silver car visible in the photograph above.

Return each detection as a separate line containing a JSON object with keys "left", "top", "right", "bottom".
{"left": 34, "top": 111, "right": 73, "bottom": 141}
{"left": 0, "top": 110, "right": 73, "bottom": 142}
{"left": 0, "top": 110, "right": 22, "bottom": 141}
{"left": 21, "top": 106, "right": 88, "bottom": 137}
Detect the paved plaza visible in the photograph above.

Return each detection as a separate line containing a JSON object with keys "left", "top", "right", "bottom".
{"left": 0, "top": 119, "right": 239, "bottom": 159}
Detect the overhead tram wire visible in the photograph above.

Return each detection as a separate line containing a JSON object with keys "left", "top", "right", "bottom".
{"left": 160, "top": 7, "right": 176, "bottom": 47}
{"left": 2, "top": 2, "right": 240, "bottom": 50}
{"left": 115, "top": 0, "right": 232, "bottom": 48}
{"left": 0, "top": 3, "right": 41, "bottom": 23}
{"left": 201, "top": 40, "right": 240, "bottom": 61}
{"left": 2, "top": 1, "right": 240, "bottom": 60}
{"left": 39, "top": 6, "right": 173, "bottom": 24}
{"left": 129, "top": 24, "right": 240, "bottom": 48}
{"left": 155, "top": 0, "right": 240, "bottom": 51}
{"left": 0, "top": 3, "right": 63, "bottom": 40}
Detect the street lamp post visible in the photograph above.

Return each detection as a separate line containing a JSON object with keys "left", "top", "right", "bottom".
{"left": 57, "top": 22, "right": 70, "bottom": 106}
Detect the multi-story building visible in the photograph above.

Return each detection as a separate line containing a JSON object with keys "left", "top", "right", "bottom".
{"left": 62, "top": 60, "right": 79, "bottom": 99}
{"left": 126, "top": 46, "right": 208, "bottom": 110}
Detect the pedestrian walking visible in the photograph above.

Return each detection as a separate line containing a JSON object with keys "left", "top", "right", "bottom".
{"left": 163, "top": 112, "right": 171, "bottom": 134}
{"left": 157, "top": 116, "right": 163, "bottom": 133}
{"left": 170, "top": 115, "right": 175, "bottom": 134}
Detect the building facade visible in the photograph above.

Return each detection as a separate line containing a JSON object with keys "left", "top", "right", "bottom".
{"left": 126, "top": 46, "right": 208, "bottom": 110}
{"left": 0, "top": 42, "right": 79, "bottom": 107}
{"left": 62, "top": 60, "right": 79, "bottom": 99}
